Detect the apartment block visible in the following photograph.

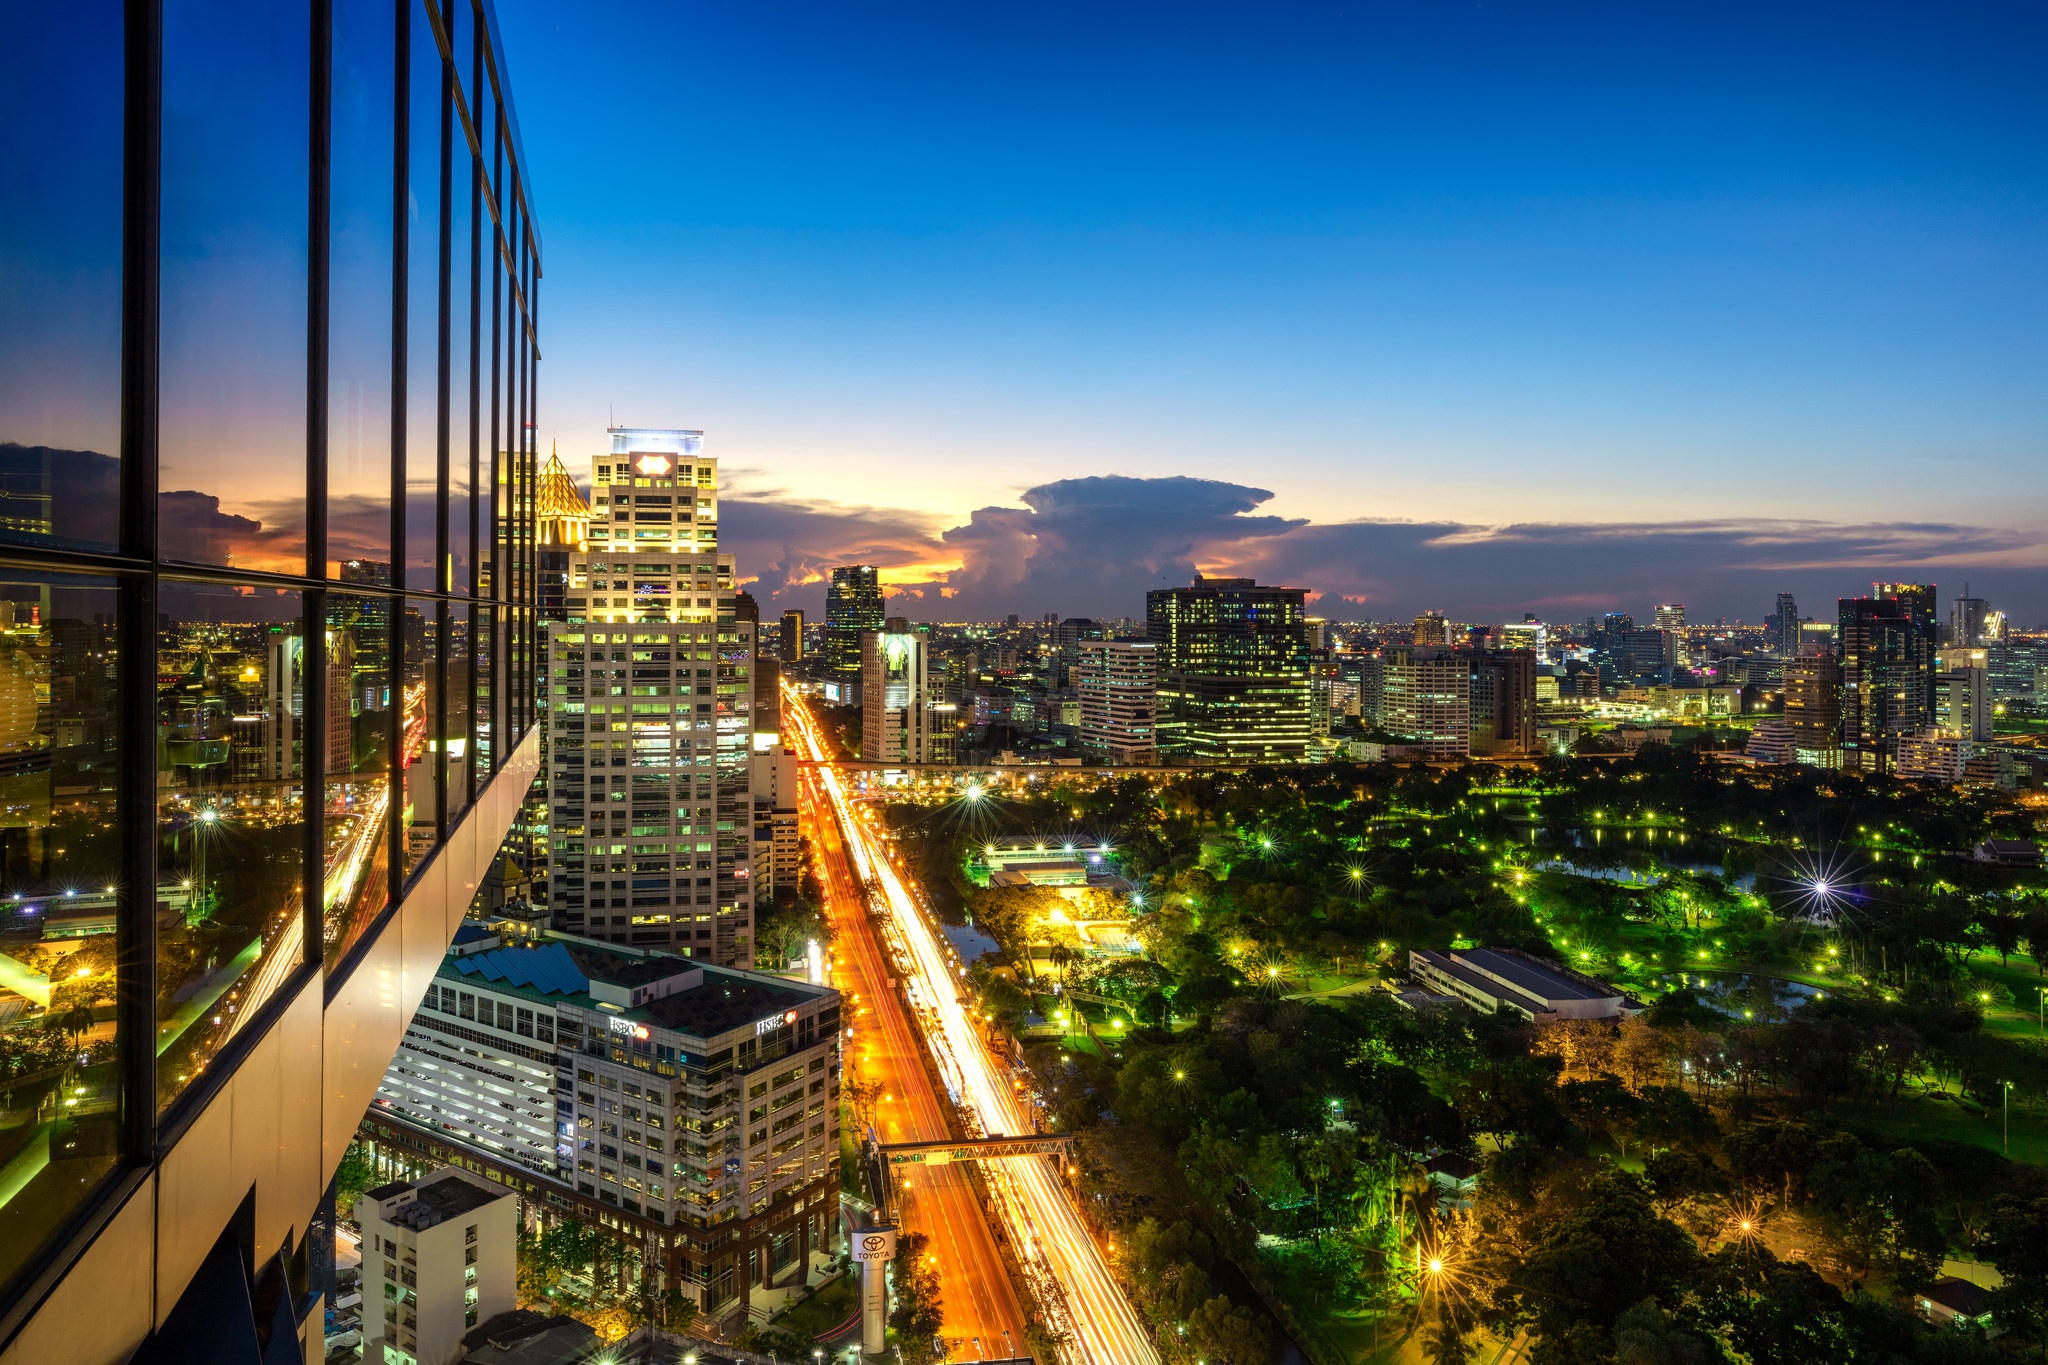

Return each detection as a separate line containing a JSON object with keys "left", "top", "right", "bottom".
{"left": 359, "top": 1171, "right": 515, "bottom": 1365}
{"left": 1077, "top": 640, "right": 1159, "bottom": 765}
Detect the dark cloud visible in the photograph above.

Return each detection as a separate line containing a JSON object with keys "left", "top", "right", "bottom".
{"left": 719, "top": 496, "right": 949, "bottom": 603}
{"left": 726, "top": 476, "right": 2048, "bottom": 625}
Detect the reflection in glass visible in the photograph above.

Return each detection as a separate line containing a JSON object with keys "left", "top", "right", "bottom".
{"left": 0, "top": 3, "right": 124, "bottom": 554}
{"left": 322, "top": 592, "right": 392, "bottom": 971}
{"left": 450, "top": 133, "right": 475, "bottom": 598}
{"left": 156, "top": 583, "right": 305, "bottom": 1109}
{"left": 404, "top": 4, "right": 445, "bottom": 592}
{"left": 445, "top": 608, "right": 473, "bottom": 817}
{"left": 159, "top": 0, "right": 310, "bottom": 573}
{"left": 0, "top": 575, "right": 120, "bottom": 1294}
{"left": 399, "top": 598, "right": 439, "bottom": 882}
{"left": 327, "top": 0, "right": 397, "bottom": 575}
{"left": 473, "top": 606, "right": 494, "bottom": 777}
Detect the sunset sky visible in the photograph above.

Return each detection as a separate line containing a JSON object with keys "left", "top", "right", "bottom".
{"left": 494, "top": 0, "right": 2048, "bottom": 623}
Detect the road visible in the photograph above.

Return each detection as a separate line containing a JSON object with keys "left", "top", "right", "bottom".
{"left": 788, "top": 694, "right": 1159, "bottom": 1365}
{"left": 804, "top": 760, "right": 1029, "bottom": 1363}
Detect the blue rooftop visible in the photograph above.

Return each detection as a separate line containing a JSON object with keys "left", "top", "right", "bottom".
{"left": 450, "top": 942, "right": 590, "bottom": 997}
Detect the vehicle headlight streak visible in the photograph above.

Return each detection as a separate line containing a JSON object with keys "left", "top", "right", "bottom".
{"left": 788, "top": 699, "right": 1157, "bottom": 1365}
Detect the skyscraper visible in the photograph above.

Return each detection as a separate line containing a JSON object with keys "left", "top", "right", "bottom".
{"left": 1077, "top": 640, "right": 1159, "bottom": 765}
{"left": 0, "top": 2, "right": 545, "bottom": 1354}
{"left": 1840, "top": 584, "right": 1937, "bottom": 772}
{"left": 1382, "top": 646, "right": 1472, "bottom": 757}
{"left": 543, "top": 435, "right": 757, "bottom": 964}
{"left": 863, "top": 627, "right": 936, "bottom": 767}
{"left": 1949, "top": 586, "right": 1991, "bottom": 648}
{"left": 1469, "top": 649, "right": 1538, "bottom": 755}
{"left": 1783, "top": 655, "right": 1843, "bottom": 764}
{"left": 824, "top": 565, "right": 884, "bottom": 702}
{"left": 1147, "top": 577, "right": 1313, "bottom": 764}
{"left": 1773, "top": 592, "right": 1800, "bottom": 657}
{"left": 779, "top": 608, "right": 807, "bottom": 663}
{"left": 1654, "top": 604, "right": 1686, "bottom": 631}
{"left": 1411, "top": 611, "right": 1451, "bottom": 647}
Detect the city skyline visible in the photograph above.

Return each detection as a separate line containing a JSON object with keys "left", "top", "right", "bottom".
{"left": 492, "top": 0, "right": 2048, "bottom": 622}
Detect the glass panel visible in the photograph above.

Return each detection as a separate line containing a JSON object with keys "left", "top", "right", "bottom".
{"left": 472, "top": 604, "right": 494, "bottom": 776}
{"left": 403, "top": 3, "right": 445, "bottom": 592}
{"left": 0, "top": 3, "right": 123, "bottom": 553}
{"left": 448, "top": 0, "right": 475, "bottom": 127}
{"left": 327, "top": 0, "right": 397, "bottom": 576}
{"left": 449, "top": 142, "right": 474, "bottom": 597}
{"left": 156, "top": 583, "right": 306, "bottom": 1111}
{"left": 159, "top": 0, "right": 310, "bottom": 573}
{"left": 322, "top": 591, "right": 392, "bottom": 970}
{"left": 477, "top": 230, "right": 498, "bottom": 605}
{"left": 445, "top": 605, "right": 472, "bottom": 815}
{"left": 0, "top": 574, "right": 120, "bottom": 1296}
{"left": 399, "top": 597, "right": 439, "bottom": 881}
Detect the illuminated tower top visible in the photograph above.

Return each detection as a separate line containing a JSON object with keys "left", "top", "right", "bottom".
{"left": 592, "top": 427, "right": 717, "bottom": 555}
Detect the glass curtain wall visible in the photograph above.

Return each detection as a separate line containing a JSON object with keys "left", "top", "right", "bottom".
{"left": 0, "top": 0, "right": 540, "bottom": 1320}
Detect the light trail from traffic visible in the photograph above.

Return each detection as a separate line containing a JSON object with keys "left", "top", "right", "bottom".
{"left": 787, "top": 694, "right": 1158, "bottom": 1365}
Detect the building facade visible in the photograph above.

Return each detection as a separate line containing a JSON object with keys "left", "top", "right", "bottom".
{"left": 1783, "top": 654, "right": 1843, "bottom": 765}
{"left": 1382, "top": 647, "right": 1471, "bottom": 758}
{"left": 778, "top": 609, "right": 806, "bottom": 664}
{"left": 1077, "top": 640, "right": 1159, "bottom": 765}
{"left": 862, "top": 628, "right": 934, "bottom": 767}
{"left": 1840, "top": 586, "right": 1936, "bottom": 773}
{"left": 1147, "top": 577, "right": 1312, "bottom": 764}
{"left": 359, "top": 1170, "right": 516, "bottom": 1365}
{"left": 367, "top": 930, "right": 841, "bottom": 1332}
{"left": 823, "top": 567, "right": 884, "bottom": 703}
{"left": 0, "top": 1, "right": 545, "bottom": 1358}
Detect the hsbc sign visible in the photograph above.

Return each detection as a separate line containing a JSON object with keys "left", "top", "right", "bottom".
{"left": 755, "top": 1009, "right": 798, "bottom": 1036}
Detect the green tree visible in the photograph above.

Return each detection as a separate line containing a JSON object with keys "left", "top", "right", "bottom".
{"left": 1514, "top": 1171, "right": 1700, "bottom": 1358}
{"left": 332, "top": 1141, "right": 375, "bottom": 1218}
{"left": 889, "top": 1230, "right": 945, "bottom": 1365}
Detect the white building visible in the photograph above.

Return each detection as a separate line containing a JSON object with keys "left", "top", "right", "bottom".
{"left": 750, "top": 743, "right": 802, "bottom": 899}
{"left": 1935, "top": 662, "right": 1993, "bottom": 743}
{"left": 862, "top": 628, "right": 934, "bottom": 767}
{"left": 587, "top": 427, "right": 718, "bottom": 556}
{"left": 1897, "top": 729, "right": 1971, "bottom": 785}
{"left": 1382, "top": 646, "right": 1470, "bottom": 757}
{"left": 1076, "top": 640, "right": 1158, "bottom": 765}
{"left": 359, "top": 1168, "right": 516, "bottom": 1365}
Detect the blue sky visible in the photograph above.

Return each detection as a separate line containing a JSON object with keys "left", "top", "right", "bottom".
{"left": 494, "top": 0, "right": 2048, "bottom": 622}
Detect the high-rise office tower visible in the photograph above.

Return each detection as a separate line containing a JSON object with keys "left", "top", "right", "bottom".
{"left": 1469, "top": 649, "right": 1538, "bottom": 755}
{"left": 1382, "top": 646, "right": 1472, "bottom": 757}
{"left": 1147, "top": 577, "right": 1313, "bottom": 763}
{"left": 1783, "top": 655, "right": 1843, "bottom": 764}
{"left": 543, "top": 438, "right": 757, "bottom": 964}
{"left": 1773, "top": 592, "right": 1800, "bottom": 657}
{"left": 0, "top": 3, "right": 545, "bottom": 1355}
{"left": 1840, "top": 585, "right": 1937, "bottom": 772}
{"left": 863, "top": 627, "right": 934, "bottom": 767}
{"left": 1654, "top": 604, "right": 1686, "bottom": 632}
{"left": 1949, "top": 587, "right": 1991, "bottom": 648}
{"left": 1500, "top": 618, "right": 1547, "bottom": 657}
{"left": 1411, "top": 611, "right": 1451, "bottom": 647}
{"left": 824, "top": 566, "right": 884, "bottom": 702}
{"left": 1934, "top": 647, "right": 1993, "bottom": 743}
{"left": 778, "top": 608, "right": 806, "bottom": 663}
{"left": 537, "top": 445, "right": 592, "bottom": 621}
{"left": 1077, "top": 641, "right": 1159, "bottom": 765}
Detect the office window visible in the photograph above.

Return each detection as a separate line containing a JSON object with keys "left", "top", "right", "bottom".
{"left": 400, "top": 598, "right": 439, "bottom": 882}
{"left": 402, "top": 0, "right": 444, "bottom": 592}
{"left": 324, "top": 591, "right": 394, "bottom": 969}
{"left": 0, "top": 4, "right": 123, "bottom": 553}
{"left": 156, "top": 582, "right": 308, "bottom": 1110}
{"left": 159, "top": 0, "right": 311, "bottom": 572}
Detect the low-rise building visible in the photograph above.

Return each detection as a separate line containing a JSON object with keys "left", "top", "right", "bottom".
{"left": 359, "top": 1169, "right": 517, "bottom": 1365}
{"left": 1408, "top": 948, "right": 1641, "bottom": 1021}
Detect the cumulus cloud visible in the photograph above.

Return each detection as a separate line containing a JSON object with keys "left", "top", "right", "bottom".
{"left": 725, "top": 475, "right": 2048, "bottom": 625}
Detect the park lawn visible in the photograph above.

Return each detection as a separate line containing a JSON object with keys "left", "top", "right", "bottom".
{"left": 772, "top": 1272, "right": 858, "bottom": 1343}
{"left": 1841, "top": 1090, "right": 2048, "bottom": 1167}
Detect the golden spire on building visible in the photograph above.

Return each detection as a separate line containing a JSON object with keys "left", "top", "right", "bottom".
{"left": 537, "top": 440, "right": 589, "bottom": 548}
